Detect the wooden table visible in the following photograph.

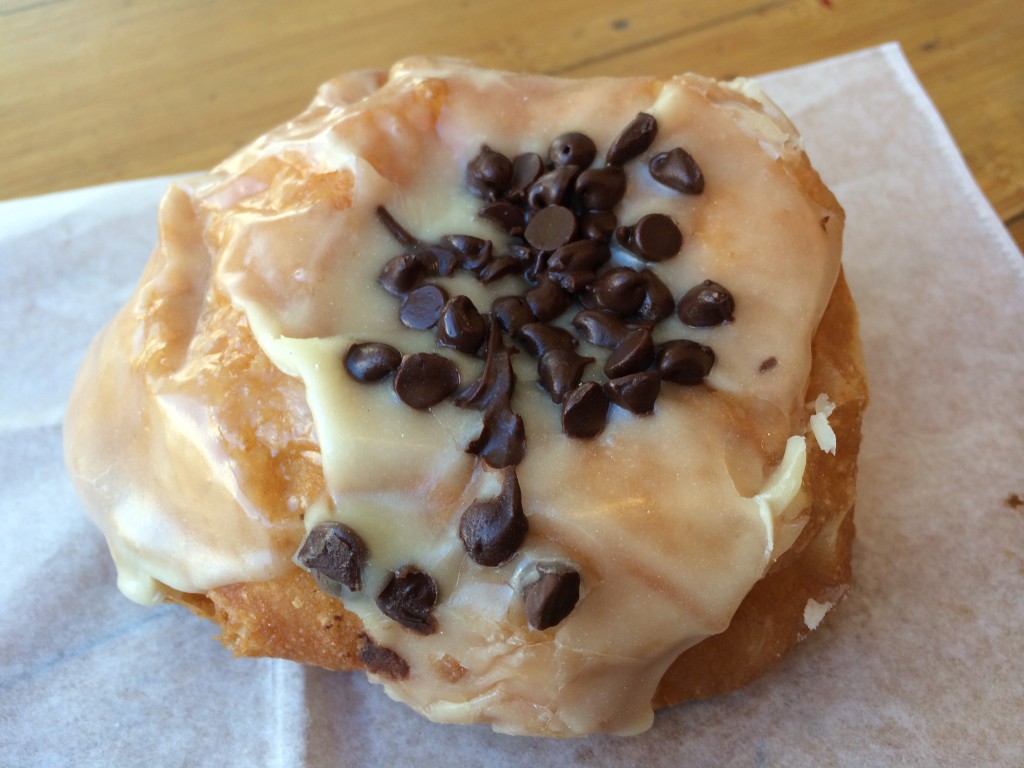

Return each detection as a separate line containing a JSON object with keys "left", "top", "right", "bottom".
{"left": 2, "top": 0, "right": 1021, "bottom": 250}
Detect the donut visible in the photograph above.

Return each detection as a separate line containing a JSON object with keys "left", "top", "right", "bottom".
{"left": 64, "top": 58, "right": 868, "bottom": 737}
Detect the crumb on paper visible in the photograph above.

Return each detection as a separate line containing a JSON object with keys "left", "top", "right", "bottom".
{"left": 803, "top": 598, "right": 833, "bottom": 631}
{"left": 809, "top": 393, "right": 837, "bottom": 454}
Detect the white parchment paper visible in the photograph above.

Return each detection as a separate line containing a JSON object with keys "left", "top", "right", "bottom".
{"left": 1, "top": 44, "right": 1022, "bottom": 766}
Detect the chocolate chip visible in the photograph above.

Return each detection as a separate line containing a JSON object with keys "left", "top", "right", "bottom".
{"left": 344, "top": 342, "right": 402, "bottom": 382}
{"left": 524, "top": 205, "right": 576, "bottom": 251}
{"left": 548, "top": 270, "right": 597, "bottom": 294}
{"left": 379, "top": 253, "right": 424, "bottom": 296}
{"left": 437, "top": 296, "right": 487, "bottom": 354}
{"left": 459, "top": 469, "right": 528, "bottom": 567}
{"left": 579, "top": 210, "right": 617, "bottom": 243}
{"left": 759, "top": 356, "right": 778, "bottom": 373}
{"left": 574, "top": 166, "right": 626, "bottom": 211}
{"left": 527, "top": 165, "right": 578, "bottom": 209}
{"left": 605, "top": 371, "right": 660, "bottom": 414}
{"left": 572, "top": 309, "right": 630, "bottom": 348}
{"left": 359, "top": 634, "right": 409, "bottom": 680}
{"left": 616, "top": 213, "right": 682, "bottom": 262}
{"left": 441, "top": 234, "right": 492, "bottom": 271}
{"left": 677, "top": 280, "right": 735, "bottom": 326}
{"left": 466, "top": 145, "right": 513, "bottom": 200}
{"left": 466, "top": 403, "right": 526, "bottom": 468}
{"left": 376, "top": 206, "right": 420, "bottom": 248}
{"left": 456, "top": 320, "right": 516, "bottom": 411}
{"left": 588, "top": 267, "right": 647, "bottom": 315}
{"left": 650, "top": 147, "right": 705, "bottom": 194}
{"left": 393, "top": 353, "right": 461, "bottom": 408}
{"left": 479, "top": 255, "right": 524, "bottom": 283}
{"left": 549, "top": 132, "right": 596, "bottom": 169}
{"left": 604, "top": 328, "right": 655, "bottom": 378}
{"left": 524, "top": 568, "right": 581, "bottom": 630}
{"left": 376, "top": 566, "right": 438, "bottom": 635}
{"left": 606, "top": 112, "right": 658, "bottom": 165}
{"left": 525, "top": 277, "right": 571, "bottom": 322}
{"left": 548, "top": 239, "right": 610, "bottom": 274}
{"left": 561, "top": 381, "right": 609, "bottom": 438}
{"left": 508, "top": 152, "right": 545, "bottom": 200}
{"left": 538, "top": 349, "right": 593, "bottom": 404}
{"left": 657, "top": 339, "right": 715, "bottom": 385}
{"left": 413, "top": 243, "right": 460, "bottom": 277}
{"left": 478, "top": 201, "right": 526, "bottom": 236}
{"left": 516, "top": 322, "right": 577, "bottom": 358}
{"left": 294, "top": 522, "right": 368, "bottom": 592}
{"left": 400, "top": 284, "right": 449, "bottom": 330}
{"left": 492, "top": 295, "right": 537, "bottom": 335}
{"left": 636, "top": 270, "right": 675, "bottom": 323}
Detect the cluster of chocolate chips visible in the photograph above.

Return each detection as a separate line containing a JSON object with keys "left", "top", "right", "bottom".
{"left": 302, "top": 113, "right": 736, "bottom": 650}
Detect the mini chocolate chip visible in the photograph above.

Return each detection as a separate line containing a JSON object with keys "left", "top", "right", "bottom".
{"left": 507, "top": 243, "right": 536, "bottom": 265}
{"left": 606, "top": 112, "right": 658, "bottom": 165}
{"left": 579, "top": 209, "right": 617, "bottom": 243}
{"left": 548, "top": 270, "right": 598, "bottom": 294}
{"left": 344, "top": 342, "right": 402, "bottom": 382}
{"left": 457, "top": 319, "right": 517, "bottom": 411}
{"left": 677, "top": 280, "right": 735, "bottom": 326}
{"left": 604, "top": 328, "right": 655, "bottom": 378}
{"left": 466, "top": 402, "right": 526, "bottom": 468}
{"left": 376, "top": 206, "right": 420, "bottom": 248}
{"left": 636, "top": 270, "right": 675, "bottom": 323}
{"left": 759, "top": 356, "right": 778, "bottom": 373}
{"left": 492, "top": 295, "right": 537, "bottom": 335}
{"left": 649, "top": 147, "right": 705, "bottom": 194}
{"left": 359, "top": 634, "right": 409, "bottom": 680}
{"left": 508, "top": 152, "right": 545, "bottom": 200}
{"left": 376, "top": 566, "right": 438, "bottom": 635}
{"left": 525, "top": 277, "right": 571, "bottom": 322}
{"left": 437, "top": 295, "right": 487, "bottom": 354}
{"left": 616, "top": 213, "right": 682, "bottom": 262}
{"left": 549, "top": 132, "right": 596, "bottom": 169}
{"left": 379, "top": 253, "right": 424, "bottom": 296}
{"left": 574, "top": 166, "right": 626, "bottom": 211}
{"left": 605, "top": 371, "right": 660, "bottom": 414}
{"left": 538, "top": 349, "right": 593, "bottom": 404}
{"left": 561, "top": 381, "right": 609, "bottom": 438}
{"left": 479, "top": 255, "right": 525, "bottom": 283}
{"left": 478, "top": 201, "right": 526, "bottom": 236}
{"left": 295, "top": 521, "right": 368, "bottom": 592}
{"left": 524, "top": 568, "right": 581, "bottom": 630}
{"left": 413, "top": 244, "right": 460, "bottom": 277}
{"left": 572, "top": 309, "right": 630, "bottom": 348}
{"left": 657, "top": 339, "right": 716, "bottom": 385}
{"left": 516, "top": 322, "right": 577, "bottom": 358}
{"left": 400, "top": 284, "right": 449, "bottom": 329}
{"left": 589, "top": 267, "right": 647, "bottom": 315}
{"left": 521, "top": 247, "right": 547, "bottom": 283}
{"left": 441, "top": 234, "right": 492, "bottom": 271}
{"left": 524, "top": 205, "right": 576, "bottom": 251}
{"left": 459, "top": 469, "right": 528, "bottom": 566}
{"left": 466, "top": 145, "right": 513, "bottom": 200}
{"left": 527, "top": 165, "right": 579, "bottom": 209}
{"left": 393, "top": 353, "right": 461, "bottom": 408}
{"left": 548, "top": 239, "right": 611, "bottom": 274}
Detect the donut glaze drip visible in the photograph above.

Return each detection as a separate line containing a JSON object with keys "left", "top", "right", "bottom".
{"left": 65, "top": 58, "right": 844, "bottom": 736}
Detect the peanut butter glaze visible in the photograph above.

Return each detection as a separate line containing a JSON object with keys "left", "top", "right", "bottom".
{"left": 65, "top": 58, "right": 843, "bottom": 736}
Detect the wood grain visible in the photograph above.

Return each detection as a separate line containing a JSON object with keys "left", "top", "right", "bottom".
{"left": 1, "top": 0, "right": 1021, "bottom": 249}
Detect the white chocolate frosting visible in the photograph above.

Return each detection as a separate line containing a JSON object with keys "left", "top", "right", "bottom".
{"left": 65, "top": 58, "right": 843, "bottom": 736}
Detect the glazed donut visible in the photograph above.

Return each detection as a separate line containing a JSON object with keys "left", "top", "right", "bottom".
{"left": 65, "top": 58, "right": 867, "bottom": 737}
